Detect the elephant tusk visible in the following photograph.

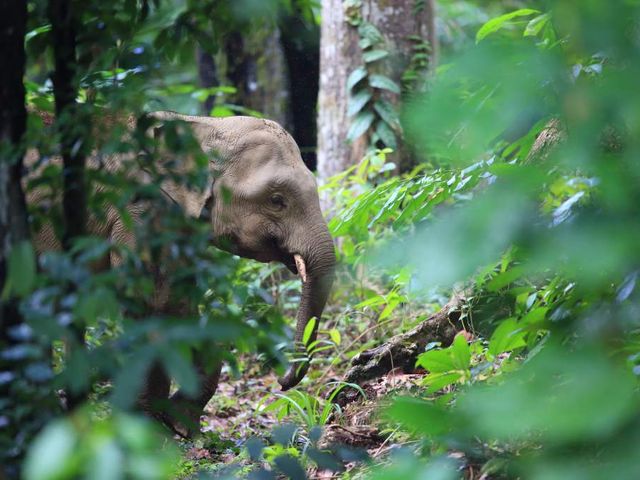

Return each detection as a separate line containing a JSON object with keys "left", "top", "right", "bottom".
{"left": 294, "top": 254, "right": 307, "bottom": 283}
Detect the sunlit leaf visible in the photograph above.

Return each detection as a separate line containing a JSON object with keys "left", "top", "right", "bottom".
{"left": 488, "top": 318, "right": 526, "bottom": 357}
{"left": 303, "top": 316, "right": 317, "bottom": 346}
{"left": 476, "top": 9, "right": 540, "bottom": 42}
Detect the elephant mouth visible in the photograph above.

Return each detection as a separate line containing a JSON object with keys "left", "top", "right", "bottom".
{"left": 257, "top": 252, "right": 305, "bottom": 280}
{"left": 282, "top": 254, "right": 302, "bottom": 277}
{"left": 214, "top": 234, "right": 304, "bottom": 279}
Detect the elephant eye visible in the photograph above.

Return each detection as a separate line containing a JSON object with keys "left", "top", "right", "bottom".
{"left": 270, "top": 193, "right": 286, "bottom": 210}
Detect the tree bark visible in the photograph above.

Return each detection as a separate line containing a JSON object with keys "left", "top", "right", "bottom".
{"left": 48, "top": 0, "right": 91, "bottom": 410}
{"left": 0, "top": 1, "right": 48, "bottom": 475}
{"left": 48, "top": 0, "right": 89, "bottom": 250}
{"left": 0, "top": 0, "right": 29, "bottom": 253}
{"left": 225, "top": 30, "right": 252, "bottom": 108}
{"left": 0, "top": 0, "right": 29, "bottom": 338}
{"left": 316, "top": 0, "right": 362, "bottom": 191}
{"left": 317, "top": 0, "right": 437, "bottom": 200}
{"left": 222, "top": 27, "right": 290, "bottom": 128}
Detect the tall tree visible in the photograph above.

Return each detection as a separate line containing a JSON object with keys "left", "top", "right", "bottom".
{"left": 0, "top": 1, "right": 56, "bottom": 475}
{"left": 197, "top": 47, "right": 219, "bottom": 114}
{"left": 279, "top": 6, "right": 321, "bottom": 171}
{"left": 317, "top": 0, "right": 437, "bottom": 195}
{"left": 48, "top": 0, "right": 92, "bottom": 410}
{"left": 48, "top": 0, "right": 89, "bottom": 251}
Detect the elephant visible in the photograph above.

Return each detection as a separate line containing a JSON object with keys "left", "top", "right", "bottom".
{"left": 26, "top": 111, "right": 336, "bottom": 436}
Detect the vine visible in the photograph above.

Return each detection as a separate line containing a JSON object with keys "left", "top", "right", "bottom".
{"left": 401, "top": 34, "right": 432, "bottom": 93}
{"left": 343, "top": 0, "right": 402, "bottom": 150}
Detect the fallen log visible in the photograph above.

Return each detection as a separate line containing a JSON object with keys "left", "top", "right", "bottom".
{"left": 336, "top": 292, "right": 466, "bottom": 404}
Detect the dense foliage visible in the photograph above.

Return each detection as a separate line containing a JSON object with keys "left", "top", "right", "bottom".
{"left": 2, "top": 0, "right": 640, "bottom": 479}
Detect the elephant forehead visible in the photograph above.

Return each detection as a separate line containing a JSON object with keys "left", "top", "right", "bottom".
{"left": 223, "top": 160, "right": 316, "bottom": 198}
{"left": 235, "top": 130, "right": 299, "bottom": 164}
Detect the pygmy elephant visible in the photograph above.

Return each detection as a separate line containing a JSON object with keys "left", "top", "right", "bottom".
{"left": 28, "top": 112, "right": 336, "bottom": 436}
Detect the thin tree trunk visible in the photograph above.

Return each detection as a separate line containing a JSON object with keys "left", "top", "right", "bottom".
{"left": 197, "top": 47, "right": 219, "bottom": 115}
{"left": 48, "top": 0, "right": 90, "bottom": 410}
{"left": 225, "top": 30, "right": 252, "bottom": 107}
{"left": 0, "top": 0, "right": 29, "bottom": 340}
{"left": 0, "top": 0, "right": 49, "bottom": 475}
{"left": 49, "top": 0, "right": 88, "bottom": 250}
{"left": 0, "top": 0, "right": 29, "bottom": 251}
{"left": 279, "top": 10, "right": 320, "bottom": 171}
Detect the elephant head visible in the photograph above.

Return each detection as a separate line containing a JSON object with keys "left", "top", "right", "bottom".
{"left": 151, "top": 112, "right": 336, "bottom": 390}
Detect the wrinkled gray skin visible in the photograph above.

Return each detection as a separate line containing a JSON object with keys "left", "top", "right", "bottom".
{"left": 28, "top": 112, "right": 336, "bottom": 436}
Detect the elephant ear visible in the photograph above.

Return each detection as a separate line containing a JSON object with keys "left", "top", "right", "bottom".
{"left": 147, "top": 117, "right": 217, "bottom": 220}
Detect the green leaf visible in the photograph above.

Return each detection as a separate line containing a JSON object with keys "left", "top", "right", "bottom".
{"left": 91, "top": 439, "right": 124, "bottom": 480}
{"left": 358, "top": 22, "right": 384, "bottom": 45}
{"left": 210, "top": 105, "right": 234, "bottom": 117}
{"left": 358, "top": 37, "right": 373, "bottom": 50}
{"left": 388, "top": 396, "right": 454, "bottom": 435}
{"left": 76, "top": 287, "right": 119, "bottom": 324}
{"left": 274, "top": 455, "right": 306, "bottom": 480}
{"left": 459, "top": 343, "right": 637, "bottom": 442}
{"left": 521, "top": 306, "right": 548, "bottom": 325}
{"left": 368, "top": 74, "right": 401, "bottom": 94}
{"left": 488, "top": 318, "right": 527, "bottom": 357}
{"left": 347, "top": 89, "right": 372, "bottom": 116}
{"left": 24, "top": 419, "right": 77, "bottom": 480}
{"left": 375, "top": 119, "right": 398, "bottom": 149}
{"left": 347, "top": 111, "right": 375, "bottom": 142}
{"left": 4, "top": 241, "right": 36, "bottom": 298}
{"left": 328, "top": 329, "right": 341, "bottom": 346}
{"left": 363, "top": 49, "right": 389, "bottom": 63}
{"left": 373, "top": 99, "right": 400, "bottom": 129}
{"left": 424, "top": 371, "right": 463, "bottom": 394}
{"left": 25, "top": 24, "right": 52, "bottom": 43}
{"left": 416, "top": 348, "right": 456, "bottom": 373}
{"left": 451, "top": 334, "right": 471, "bottom": 370}
{"left": 476, "top": 9, "right": 540, "bottom": 42}
{"left": 347, "top": 66, "right": 368, "bottom": 90}
{"left": 524, "top": 13, "right": 550, "bottom": 37}
{"left": 302, "top": 316, "right": 317, "bottom": 346}
{"left": 486, "top": 265, "right": 526, "bottom": 291}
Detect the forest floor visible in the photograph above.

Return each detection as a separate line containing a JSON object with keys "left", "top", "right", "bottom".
{"left": 174, "top": 353, "right": 428, "bottom": 478}
{"left": 172, "top": 266, "right": 456, "bottom": 478}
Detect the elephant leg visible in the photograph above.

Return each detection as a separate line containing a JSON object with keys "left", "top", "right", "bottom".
{"left": 138, "top": 361, "right": 171, "bottom": 420}
{"left": 108, "top": 217, "right": 173, "bottom": 422}
{"left": 166, "top": 353, "right": 222, "bottom": 438}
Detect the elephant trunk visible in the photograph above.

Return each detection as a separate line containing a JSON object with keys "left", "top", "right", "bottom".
{"left": 278, "top": 222, "right": 336, "bottom": 390}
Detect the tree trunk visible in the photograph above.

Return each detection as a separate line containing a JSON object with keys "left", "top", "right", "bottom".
{"left": 317, "top": 0, "right": 437, "bottom": 205}
{"left": 222, "top": 27, "right": 290, "bottom": 128}
{"left": 197, "top": 47, "right": 219, "bottom": 115}
{"left": 225, "top": 30, "right": 252, "bottom": 108}
{"left": 0, "top": 0, "right": 29, "bottom": 349}
{"left": 48, "top": 0, "right": 89, "bottom": 250}
{"left": 0, "top": 1, "right": 53, "bottom": 475}
{"left": 316, "top": 0, "right": 362, "bottom": 190}
{"left": 48, "top": 0, "right": 91, "bottom": 410}
{"left": 279, "top": 9, "right": 320, "bottom": 171}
